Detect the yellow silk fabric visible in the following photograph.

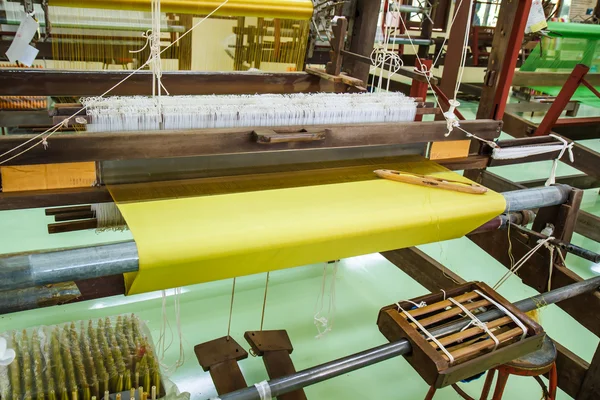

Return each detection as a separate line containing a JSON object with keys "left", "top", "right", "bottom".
{"left": 115, "top": 157, "right": 506, "bottom": 295}
{"left": 49, "top": 0, "right": 314, "bottom": 19}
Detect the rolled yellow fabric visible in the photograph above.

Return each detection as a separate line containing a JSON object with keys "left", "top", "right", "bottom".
{"left": 49, "top": 0, "right": 314, "bottom": 20}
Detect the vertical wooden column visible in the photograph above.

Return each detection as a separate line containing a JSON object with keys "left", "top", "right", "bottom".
{"left": 476, "top": 0, "right": 532, "bottom": 120}
{"left": 410, "top": 59, "right": 432, "bottom": 121}
{"left": 578, "top": 344, "right": 600, "bottom": 400}
{"left": 342, "top": 0, "right": 381, "bottom": 83}
{"left": 178, "top": 14, "right": 193, "bottom": 70}
{"left": 431, "top": 0, "right": 472, "bottom": 159}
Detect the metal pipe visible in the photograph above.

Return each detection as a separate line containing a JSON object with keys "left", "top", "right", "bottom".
{"left": 502, "top": 184, "right": 571, "bottom": 213}
{"left": 0, "top": 186, "right": 574, "bottom": 292}
{"left": 0, "top": 242, "right": 139, "bottom": 291}
{"left": 396, "top": 5, "right": 430, "bottom": 13}
{"left": 388, "top": 37, "right": 433, "bottom": 46}
{"left": 219, "top": 276, "right": 600, "bottom": 400}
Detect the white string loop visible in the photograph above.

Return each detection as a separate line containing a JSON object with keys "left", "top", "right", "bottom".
{"left": 546, "top": 134, "right": 574, "bottom": 186}
{"left": 474, "top": 290, "right": 528, "bottom": 340}
{"left": 254, "top": 381, "right": 272, "bottom": 400}
{"left": 449, "top": 298, "right": 500, "bottom": 350}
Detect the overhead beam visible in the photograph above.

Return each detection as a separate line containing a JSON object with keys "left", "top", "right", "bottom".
{"left": 0, "top": 69, "right": 346, "bottom": 97}
{"left": 0, "top": 120, "right": 503, "bottom": 166}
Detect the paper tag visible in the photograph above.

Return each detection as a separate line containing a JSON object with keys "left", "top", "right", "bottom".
{"left": 5, "top": 14, "right": 39, "bottom": 66}
{"left": 525, "top": 0, "right": 548, "bottom": 33}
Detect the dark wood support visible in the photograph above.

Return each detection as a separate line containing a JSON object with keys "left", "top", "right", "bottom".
{"left": 578, "top": 344, "right": 600, "bottom": 400}
{"left": 380, "top": 246, "right": 590, "bottom": 398}
{"left": 0, "top": 120, "right": 502, "bottom": 166}
{"left": 342, "top": 0, "right": 380, "bottom": 83}
{"left": 381, "top": 247, "right": 464, "bottom": 290}
{"left": 576, "top": 211, "right": 600, "bottom": 243}
{"left": 518, "top": 174, "right": 600, "bottom": 191}
{"left": 194, "top": 337, "right": 249, "bottom": 396}
{"left": 0, "top": 70, "right": 347, "bottom": 97}
{"left": 477, "top": 0, "right": 532, "bottom": 120}
{"left": 244, "top": 330, "right": 307, "bottom": 400}
{"left": 326, "top": 17, "right": 348, "bottom": 76}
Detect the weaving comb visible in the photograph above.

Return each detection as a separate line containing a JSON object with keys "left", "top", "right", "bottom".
{"left": 374, "top": 169, "right": 488, "bottom": 194}
{"left": 377, "top": 282, "right": 545, "bottom": 388}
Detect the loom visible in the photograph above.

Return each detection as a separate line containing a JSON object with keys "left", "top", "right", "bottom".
{"left": 1, "top": 0, "right": 600, "bottom": 399}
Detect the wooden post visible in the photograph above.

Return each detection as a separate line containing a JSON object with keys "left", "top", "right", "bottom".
{"left": 342, "top": 0, "right": 381, "bottom": 83}
{"left": 477, "top": 0, "right": 532, "bottom": 120}
{"left": 578, "top": 344, "right": 600, "bottom": 399}
{"left": 410, "top": 59, "right": 432, "bottom": 121}
{"left": 177, "top": 15, "right": 193, "bottom": 70}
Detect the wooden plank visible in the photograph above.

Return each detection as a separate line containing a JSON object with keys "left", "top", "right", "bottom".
{"left": 0, "top": 120, "right": 503, "bottom": 166}
{"left": 0, "top": 69, "right": 345, "bottom": 97}
{"left": 578, "top": 344, "right": 600, "bottom": 400}
{"left": 518, "top": 174, "right": 600, "bottom": 190}
{"left": 512, "top": 71, "right": 600, "bottom": 88}
{"left": 45, "top": 205, "right": 92, "bottom": 216}
{"left": 0, "top": 162, "right": 97, "bottom": 192}
{"left": 0, "top": 111, "right": 50, "bottom": 127}
{"left": 0, "top": 186, "right": 111, "bottom": 211}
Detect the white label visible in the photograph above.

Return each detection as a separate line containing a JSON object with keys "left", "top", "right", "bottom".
{"left": 525, "top": 0, "right": 548, "bottom": 33}
{"left": 5, "top": 14, "right": 39, "bottom": 66}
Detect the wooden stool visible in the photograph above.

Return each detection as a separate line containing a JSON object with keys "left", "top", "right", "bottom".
{"left": 425, "top": 336, "right": 558, "bottom": 400}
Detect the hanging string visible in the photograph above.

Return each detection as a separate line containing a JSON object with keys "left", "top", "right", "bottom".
{"left": 227, "top": 277, "right": 237, "bottom": 341}
{"left": 260, "top": 272, "right": 270, "bottom": 331}
{"left": 313, "top": 261, "right": 339, "bottom": 339}
{"left": 0, "top": 0, "right": 232, "bottom": 165}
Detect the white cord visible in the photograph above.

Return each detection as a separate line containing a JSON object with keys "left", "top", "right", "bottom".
{"left": 474, "top": 290, "right": 528, "bottom": 340}
{"left": 254, "top": 381, "right": 272, "bottom": 400}
{"left": 449, "top": 297, "right": 500, "bottom": 350}
{"left": 545, "top": 134, "right": 574, "bottom": 186}
{"left": 396, "top": 302, "right": 455, "bottom": 363}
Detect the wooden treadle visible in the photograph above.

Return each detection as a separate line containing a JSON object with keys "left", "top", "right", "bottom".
{"left": 244, "top": 330, "right": 307, "bottom": 400}
{"left": 194, "top": 336, "right": 248, "bottom": 395}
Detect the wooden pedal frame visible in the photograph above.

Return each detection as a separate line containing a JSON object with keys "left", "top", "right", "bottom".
{"left": 244, "top": 330, "right": 307, "bottom": 400}
{"left": 377, "top": 281, "right": 545, "bottom": 388}
{"left": 194, "top": 336, "right": 249, "bottom": 396}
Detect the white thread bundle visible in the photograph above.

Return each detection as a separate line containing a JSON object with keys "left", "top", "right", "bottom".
{"left": 82, "top": 93, "right": 417, "bottom": 132}
{"left": 91, "top": 203, "right": 127, "bottom": 230}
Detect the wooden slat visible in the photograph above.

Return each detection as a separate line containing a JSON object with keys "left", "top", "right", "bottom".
{"left": 47, "top": 219, "right": 98, "bottom": 234}
{"left": 45, "top": 205, "right": 92, "bottom": 216}
{"left": 54, "top": 210, "right": 96, "bottom": 222}
{"left": 576, "top": 211, "right": 600, "bottom": 243}
{"left": 1, "top": 186, "right": 111, "bottom": 211}
{"left": 512, "top": 71, "right": 600, "bottom": 88}
{"left": 0, "top": 120, "right": 503, "bottom": 166}
{"left": 0, "top": 69, "right": 345, "bottom": 97}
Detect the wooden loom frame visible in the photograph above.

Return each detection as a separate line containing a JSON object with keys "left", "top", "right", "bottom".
{"left": 1, "top": 1, "right": 600, "bottom": 398}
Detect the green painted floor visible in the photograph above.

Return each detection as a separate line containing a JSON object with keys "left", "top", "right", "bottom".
{"left": 0, "top": 102, "right": 599, "bottom": 400}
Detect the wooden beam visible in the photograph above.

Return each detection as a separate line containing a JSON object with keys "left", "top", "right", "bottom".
{"left": 0, "top": 69, "right": 346, "bottom": 97}
{"left": 554, "top": 119, "right": 600, "bottom": 141}
{"left": 381, "top": 246, "right": 590, "bottom": 398}
{"left": 477, "top": 0, "right": 531, "bottom": 120}
{"left": 381, "top": 247, "right": 465, "bottom": 290}
{"left": 0, "top": 186, "right": 111, "bottom": 211}
{"left": 578, "top": 344, "right": 600, "bottom": 400}
{"left": 0, "top": 120, "right": 503, "bottom": 166}
{"left": 518, "top": 174, "right": 600, "bottom": 190}
{"left": 342, "top": 0, "right": 380, "bottom": 83}
{"left": 512, "top": 71, "right": 600, "bottom": 88}
{"left": 504, "top": 101, "right": 579, "bottom": 115}
{"left": 0, "top": 111, "right": 50, "bottom": 127}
